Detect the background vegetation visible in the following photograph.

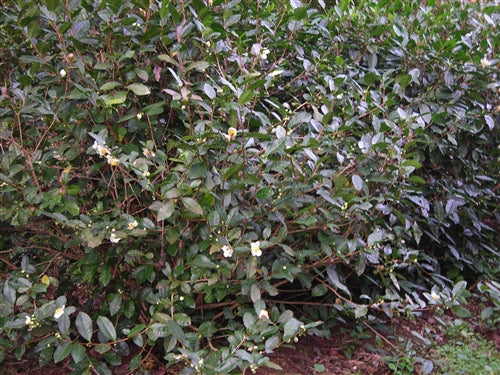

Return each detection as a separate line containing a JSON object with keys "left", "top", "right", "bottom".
{"left": 0, "top": 0, "right": 498, "bottom": 374}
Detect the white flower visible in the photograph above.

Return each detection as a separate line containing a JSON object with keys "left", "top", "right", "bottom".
{"left": 251, "top": 43, "right": 270, "bottom": 60}
{"left": 431, "top": 291, "right": 440, "bottom": 301}
{"left": 260, "top": 48, "right": 270, "bottom": 60}
{"left": 142, "top": 148, "right": 155, "bottom": 158}
{"left": 221, "top": 244, "right": 233, "bottom": 258}
{"left": 250, "top": 241, "right": 262, "bottom": 257}
{"left": 224, "top": 127, "right": 237, "bottom": 142}
{"left": 128, "top": 220, "right": 138, "bottom": 230}
{"left": 106, "top": 156, "right": 119, "bottom": 166}
{"left": 92, "top": 142, "right": 110, "bottom": 157}
{"left": 258, "top": 309, "right": 269, "bottom": 320}
{"left": 481, "top": 57, "right": 491, "bottom": 67}
{"left": 25, "top": 315, "right": 32, "bottom": 325}
{"left": 136, "top": 113, "right": 143, "bottom": 120}
{"left": 59, "top": 69, "right": 67, "bottom": 77}
{"left": 54, "top": 306, "right": 65, "bottom": 319}
{"left": 110, "top": 232, "right": 121, "bottom": 243}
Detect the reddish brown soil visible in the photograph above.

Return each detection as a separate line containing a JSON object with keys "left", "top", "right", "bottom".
{"left": 254, "top": 333, "right": 388, "bottom": 375}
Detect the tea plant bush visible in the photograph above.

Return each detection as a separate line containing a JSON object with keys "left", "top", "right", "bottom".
{"left": 0, "top": 0, "right": 498, "bottom": 373}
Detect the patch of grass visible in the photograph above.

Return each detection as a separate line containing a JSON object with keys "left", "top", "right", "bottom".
{"left": 432, "top": 319, "right": 500, "bottom": 375}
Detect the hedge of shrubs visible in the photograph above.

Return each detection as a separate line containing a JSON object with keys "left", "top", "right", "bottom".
{"left": 0, "top": 0, "right": 498, "bottom": 374}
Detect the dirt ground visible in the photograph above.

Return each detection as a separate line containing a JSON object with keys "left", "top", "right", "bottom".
{"left": 2, "top": 307, "right": 499, "bottom": 375}
{"left": 254, "top": 331, "right": 389, "bottom": 375}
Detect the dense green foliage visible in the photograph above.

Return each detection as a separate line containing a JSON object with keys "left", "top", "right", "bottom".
{"left": 0, "top": 0, "right": 498, "bottom": 373}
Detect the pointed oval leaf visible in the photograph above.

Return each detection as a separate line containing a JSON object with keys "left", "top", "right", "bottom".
{"left": 100, "top": 81, "right": 122, "bottom": 91}
{"left": 452, "top": 280, "right": 467, "bottom": 299}
{"left": 101, "top": 91, "right": 127, "bottom": 105}
{"left": 97, "top": 316, "right": 117, "bottom": 341}
{"left": 265, "top": 336, "right": 280, "bottom": 353}
{"left": 352, "top": 175, "right": 363, "bottom": 191}
{"left": 54, "top": 342, "right": 73, "bottom": 363}
{"left": 127, "top": 83, "right": 150, "bottom": 96}
{"left": 250, "top": 284, "right": 261, "bottom": 303}
{"left": 283, "top": 317, "right": 301, "bottom": 342}
{"left": 203, "top": 83, "right": 216, "bottom": 99}
{"left": 71, "top": 343, "right": 86, "bottom": 364}
{"left": 243, "top": 312, "right": 255, "bottom": 329}
{"left": 238, "top": 89, "right": 254, "bottom": 105}
{"left": 181, "top": 197, "right": 203, "bottom": 216}
{"left": 58, "top": 313, "right": 71, "bottom": 335}
{"left": 75, "top": 312, "right": 93, "bottom": 342}
{"left": 108, "top": 294, "right": 122, "bottom": 316}
{"left": 157, "top": 201, "right": 176, "bottom": 221}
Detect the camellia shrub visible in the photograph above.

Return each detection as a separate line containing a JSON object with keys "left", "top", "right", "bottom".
{"left": 0, "top": 0, "right": 498, "bottom": 373}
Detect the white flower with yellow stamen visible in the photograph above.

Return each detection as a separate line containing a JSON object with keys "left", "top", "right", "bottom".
{"left": 107, "top": 156, "right": 119, "bottom": 166}
{"left": 92, "top": 141, "right": 111, "bottom": 157}
{"left": 224, "top": 127, "right": 237, "bottom": 142}
{"left": 481, "top": 57, "right": 491, "bottom": 67}
{"left": 54, "top": 305, "right": 65, "bottom": 319}
{"left": 128, "top": 220, "right": 138, "bottom": 230}
{"left": 258, "top": 309, "right": 269, "bottom": 320}
{"left": 250, "top": 241, "right": 262, "bottom": 257}
{"left": 431, "top": 291, "right": 440, "bottom": 301}
{"left": 142, "top": 148, "right": 156, "bottom": 158}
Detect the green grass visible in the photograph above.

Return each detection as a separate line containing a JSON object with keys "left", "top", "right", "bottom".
{"left": 431, "top": 320, "right": 500, "bottom": 375}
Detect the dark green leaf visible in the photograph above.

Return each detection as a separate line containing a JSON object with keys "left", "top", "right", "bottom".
{"left": 181, "top": 197, "right": 203, "bottom": 216}
{"left": 100, "top": 82, "right": 122, "bottom": 91}
{"left": 238, "top": 89, "right": 254, "bottom": 106}
{"left": 53, "top": 342, "right": 73, "bottom": 363}
{"left": 256, "top": 187, "right": 272, "bottom": 200}
{"left": 127, "top": 83, "right": 150, "bottom": 96}
{"left": 283, "top": 318, "right": 301, "bottom": 342}
{"left": 203, "top": 83, "right": 216, "bottom": 99}
{"left": 71, "top": 343, "right": 86, "bottom": 364}
{"left": 97, "top": 316, "right": 117, "bottom": 341}
{"left": 108, "top": 294, "right": 122, "bottom": 316}
{"left": 75, "top": 312, "right": 93, "bottom": 342}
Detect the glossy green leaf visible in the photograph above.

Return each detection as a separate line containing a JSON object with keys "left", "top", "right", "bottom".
{"left": 238, "top": 89, "right": 254, "bottom": 105}
{"left": 97, "top": 316, "right": 117, "bottom": 341}
{"left": 181, "top": 197, "right": 203, "bottom": 216}
{"left": 53, "top": 342, "right": 73, "bottom": 363}
{"left": 203, "top": 83, "right": 216, "bottom": 99}
{"left": 283, "top": 318, "right": 301, "bottom": 342}
{"left": 75, "top": 312, "right": 93, "bottom": 342}
{"left": 100, "top": 82, "right": 122, "bottom": 91}
{"left": 127, "top": 83, "right": 151, "bottom": 96}
{"left": 71, "top": 343, "right": 86, "bottom": 364}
